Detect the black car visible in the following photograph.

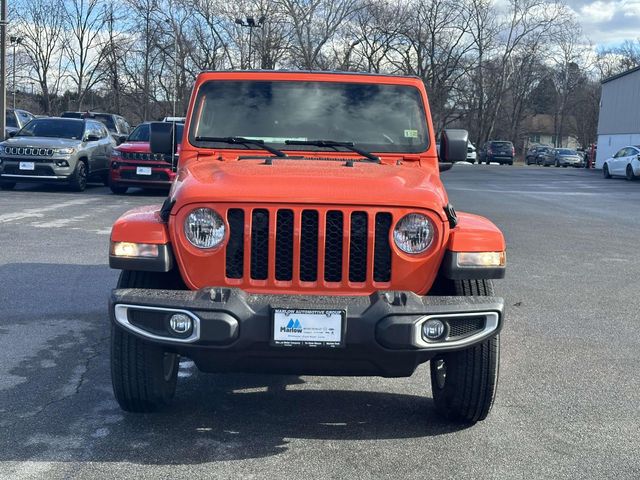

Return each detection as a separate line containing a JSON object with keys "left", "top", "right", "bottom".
{"left": 478, "top": 140, "right": 514, "bottom": 165}
{"left": 525, "top": 145, "right": 552, "bottom": 165}
{"left": 536, "top": 146, "right": 556, "bottom": 166}
{"left": 61, "top": 111, "right": 131, "bottom": 145}
{"left": 5, "top": 108, "right": 35, "bottom": 139}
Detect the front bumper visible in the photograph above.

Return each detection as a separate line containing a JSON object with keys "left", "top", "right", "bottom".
{"left": 110, "top": 287, "right": 504, "bottom": 377}
{"left": 110, "top": 161, "right": 175, "bottom": 187}
{"left": 0, "top": 159, "right": 73, "bottom": 182}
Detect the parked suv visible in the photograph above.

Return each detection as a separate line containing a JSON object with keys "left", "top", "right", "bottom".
{"left": 0, "top": 117, "right": 115, "bottom": 191}
{"left": 109, "top": 121, "right": 184, "bottom": 194}
{"left": 108, "top": 71, "right": 506, "bottom": 424}
{"left": 61, "top": 111, "right": 131, "bottom": 145}
{"left": 5, "top": 108, "right": 35, "bottom": 139}
{"left": 536, "top": 146, "right": 556, "bottom": 167}
{"left": 478, "top": 140, "right": 514, "bottom": 165}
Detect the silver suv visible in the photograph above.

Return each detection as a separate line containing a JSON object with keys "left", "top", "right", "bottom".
{"left": 0, "top": 117, "right": 115, "bottom": 191}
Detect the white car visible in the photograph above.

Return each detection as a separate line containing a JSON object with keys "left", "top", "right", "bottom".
{"left": 603, "top": 145, "right": 640, "bottom": 180}
{"left": 467, "top": 143, "right": 477, "bottom": 163}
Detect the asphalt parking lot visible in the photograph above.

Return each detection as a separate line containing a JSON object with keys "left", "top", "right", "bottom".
{"left": 1, "top": 165, "right": 639, "bottom": 479}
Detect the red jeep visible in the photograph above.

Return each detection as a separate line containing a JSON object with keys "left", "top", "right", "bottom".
{"left": 109, "top": 71, "right": 506, "bottom": 423}
{"left": 108, "top": 122, "right": 183, "bottom": 194}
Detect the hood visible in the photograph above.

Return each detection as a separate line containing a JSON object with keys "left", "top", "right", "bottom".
{"left": 117, "top": 141, "right": 151, "bottom": 153}
{"left": 170, "top": 158, "right": 448, "bottom": 220}
{"left": 2, "top": 136, "right": 82, "bottom": 148}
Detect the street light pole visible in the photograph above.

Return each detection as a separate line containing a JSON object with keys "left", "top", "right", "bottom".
{"left": 10, "top": 36, "right": 22, "bottom": 110}
{"left": 0, "top": 0, "right": 7, "bottom": 138}
{"left": 235, "top": 16, "right": 265, "bottom": 69}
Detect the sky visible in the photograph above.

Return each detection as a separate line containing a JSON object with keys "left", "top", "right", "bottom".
{"left": 568, "top": 0, "right": 640, "bottom": 47}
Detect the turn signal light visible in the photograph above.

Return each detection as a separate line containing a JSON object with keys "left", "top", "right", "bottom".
{"left": 457, "top": 251, "right": 506, "bottom": 267}
{"left": 110, "top": 241, "right": 159, "bottom": 258}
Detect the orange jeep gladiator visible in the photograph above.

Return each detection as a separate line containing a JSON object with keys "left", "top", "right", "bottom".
{"left": 108, "top": 71, "right": 506, "bottom": 423}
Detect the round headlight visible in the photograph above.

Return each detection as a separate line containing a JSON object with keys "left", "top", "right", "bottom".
{"left": 393, "top": 213, "right": 434, "bottom": 254}
{"left": 184, "top": 208, "right": 225, "bottom": 249}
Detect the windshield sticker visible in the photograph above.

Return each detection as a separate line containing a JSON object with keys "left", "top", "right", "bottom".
{"left": 404, "top": 129, "right": 418, "bottom": 138}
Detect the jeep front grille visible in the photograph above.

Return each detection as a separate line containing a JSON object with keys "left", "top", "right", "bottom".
{"left": 223, "top": 207, "right": 393, "bottom": 286}
{"left": 120, "top": 151, "right": 170, "bottom": 162}
{"left": 4, "top": 147, "right": 54, "bottom": 156}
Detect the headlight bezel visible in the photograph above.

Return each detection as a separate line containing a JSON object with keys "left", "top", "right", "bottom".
{"left": 184, "top": 207, "right": 226, "bottom": 249}
{"left": 393, "top": 212, "right": 435, "bottom": 255}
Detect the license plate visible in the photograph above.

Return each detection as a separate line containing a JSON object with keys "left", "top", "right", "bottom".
{"left": 19, "top": 162, "right": 35, "bottom": 171}
{"left": 136, "top": 166, "right": 152, "bottom": 175}
{"left": 272, "top": 309, "right": 344, "bottom": 347}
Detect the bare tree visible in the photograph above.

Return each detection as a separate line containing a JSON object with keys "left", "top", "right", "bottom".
{"left": 14, "top": 0, "right": 67, "bottom": 114}
{"left": 64, "top": 0, "right": 108, "bottom": 110}
{"left": 278, "top": 0, "right": 362, "bottom": 69}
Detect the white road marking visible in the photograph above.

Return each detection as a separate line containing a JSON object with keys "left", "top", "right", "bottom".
{"left": 0, "top": 198, "right": 99, "bottom": 224}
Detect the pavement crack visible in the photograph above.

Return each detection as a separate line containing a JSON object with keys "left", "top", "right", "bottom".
{"left": 6, "top": 335, "right": 110, "bottom": 427}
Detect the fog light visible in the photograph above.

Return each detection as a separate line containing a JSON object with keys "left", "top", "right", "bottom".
{"left": 55, "top": 160, "right": 69, "bottom": 167}
{"left": 169, "top": 313, "right": 192, "bottom": 335}
{"left": 422, "top": 319, "right": 446, "bottom": 340}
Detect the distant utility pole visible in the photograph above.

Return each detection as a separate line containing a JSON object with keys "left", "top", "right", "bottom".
{"left": 0, "top": 0, "right": 7, "bottom": 138}
{"left": 234, "top": 16, "right": 265, "bottom": 69}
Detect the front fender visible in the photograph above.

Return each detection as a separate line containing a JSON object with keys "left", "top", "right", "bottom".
{"left": 110, "top": 205, "right": 170, "bottom": 244}
{"left": 447, "top": 212, "right": 505, "bottom": 252}
{"left": 442, "top": 212, "right": 506, "bottom": 280}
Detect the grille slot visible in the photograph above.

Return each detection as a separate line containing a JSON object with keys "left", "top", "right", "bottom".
{"left": 349, "top": 212, "right": 368, "bottom": 282}
{"left": 300, "top": 210, "right": 319, "bottom": 281}
{"left": 373, "top": 212, "right": 392, "bottom": 282}
{"left": 250, "top": 209, "right": 269, "bottom": 280}
{"left": 225, "top": 209, "right": 245, "bottom": 279}
{"left": 448, "top": 317, "right": 485, "bottom": 339}
{"left": 275, "top": 210, "right": 294, "bottom": 281}
{"left": 324, "top": 211, "right": 344, "bottom": 282}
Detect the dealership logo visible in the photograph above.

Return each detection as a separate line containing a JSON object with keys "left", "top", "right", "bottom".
{"left": 281, "top": 319, "right": 303, "bottom": 333}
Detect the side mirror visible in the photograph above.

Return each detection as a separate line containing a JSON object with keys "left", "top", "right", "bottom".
{"left": 85, "top": 134, "right": 100, "bottom": 142}
{"left": 149, "top": 121, "right": 177, "bottom": 155}
{"left": 8, "top": 131, "right": 16, "bottom": 138}
{"left": 439, "top": 129, "right": 468, "bottom": 171}
{"left": 114, "top": 134, "right": 127, "bottom": 145}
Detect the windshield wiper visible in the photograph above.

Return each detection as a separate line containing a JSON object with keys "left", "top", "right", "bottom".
{"left": 284, "top": 139, "right": 380, "bottom": 163}
{"left": 194, "top": 136, "right": 287, "bottom": 158}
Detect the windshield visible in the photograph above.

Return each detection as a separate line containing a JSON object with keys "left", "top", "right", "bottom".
{"left": 557, "top": 149, "right": 576, "bottom": 155}
{"left": 190, "top": 80, "right": 429, "bottom": 153}
{"left": 5, "top": 111, "right": 17, "bottom": 128}
{"left": 129, "top": 123, "right": 183, "bottom": 143}
{"left": 93, "top": 114, "right": 116, "bottom": 132}
{"left": 16, "top": 118, "right": 84, "bottom": 140}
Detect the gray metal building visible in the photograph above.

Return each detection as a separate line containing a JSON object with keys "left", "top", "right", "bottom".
{"left": 596, "top": 66, "right": 640, "bottom": 168}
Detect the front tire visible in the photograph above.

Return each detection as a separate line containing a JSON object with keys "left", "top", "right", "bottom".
{"left": 603, "top": 163, "right": 611, "bottom": 179}
{"left": 430, "top": 279, "right": 500, "bottom": 423}
{"left": 626, "top": 165, "right": 636, "bottom": 181}
{"left": 109, "top": 182, "right": 128, "bottom": 194}
{"left": 111, "top": 270, "right": 181, "bottom": 412}
{"left": 0, "top": 182, "right": 16, "bottom": 190}
{"left": 69, "top": 160, "right": 88, "bottom": 192}
{"left": 555, "top": 160, "right": 560, "bottom": 167}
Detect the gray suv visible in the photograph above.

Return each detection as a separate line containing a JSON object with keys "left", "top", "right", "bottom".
{"left": 0, "top": 117, "right": 115, "bottom": 191}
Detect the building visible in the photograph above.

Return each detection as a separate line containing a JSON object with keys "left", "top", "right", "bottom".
{"left": 596, "top": 66, "right": 640, "bottom": 169}
{"left": 522, "top": 114, "right": 579, "bottom": 152}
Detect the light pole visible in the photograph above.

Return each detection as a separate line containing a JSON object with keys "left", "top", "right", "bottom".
{"left": 0, "top": 0, "right": 7, "bottom": 137}
{"left": 234, "top": 16, "right": 265, "bottom": 69}
{"left": 10, "top": 36, "right": 22, "bottom": 109}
